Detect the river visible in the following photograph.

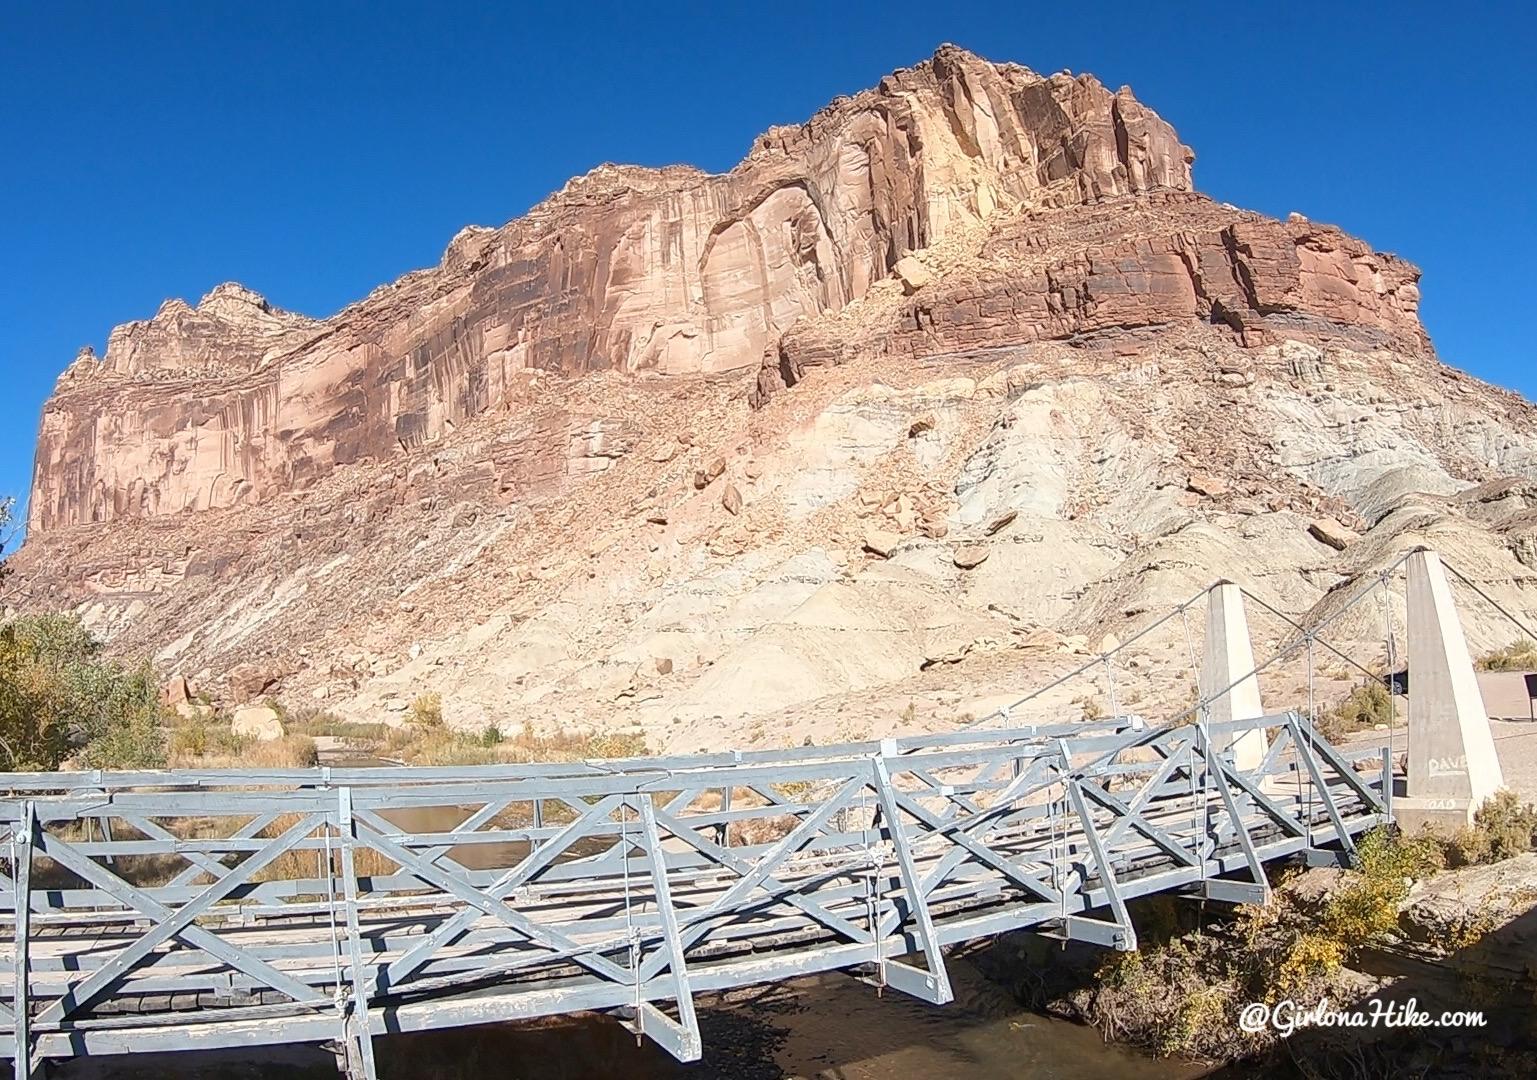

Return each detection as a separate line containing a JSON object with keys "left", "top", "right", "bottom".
{"left": 54, "top": 954, "right": 1204, "bottom": 1079}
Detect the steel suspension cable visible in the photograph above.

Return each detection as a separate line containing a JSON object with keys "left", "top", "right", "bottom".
{"left": 965, "top": 583, "right": 1217, "bottom": 729}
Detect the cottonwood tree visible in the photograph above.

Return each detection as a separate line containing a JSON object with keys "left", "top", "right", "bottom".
{"left": 0, "top": 495, "right": 14, "bottom": 588}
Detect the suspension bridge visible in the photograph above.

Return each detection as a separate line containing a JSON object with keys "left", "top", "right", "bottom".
{"left": 0, "top": 549, "right": 1520, "bottom": 1076}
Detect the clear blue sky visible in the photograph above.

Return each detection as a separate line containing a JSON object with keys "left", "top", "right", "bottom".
{"left": 3, "top": 1, "right": 1534, "bottom": 532}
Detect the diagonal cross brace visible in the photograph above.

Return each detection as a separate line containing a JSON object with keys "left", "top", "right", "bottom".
{"left": 380, "top": 794, "right": 626, "bottom": 989}
{"left": 869, "top": 757, "right": 952, "bottom": 1005}
{"left": 1289, "top": 715, "right": 1386, "bottom": 813}
{"left": 632, "top": 796, "right": 701, "bottom": 1062}
{"left": 1096, "top": 740, "right": 1198, "bottom": 853}
{"left": 163, "top": 812, "right": 282, "bottom": 890}
{"left": 638, "top": 774, "right": 873, "bottom": 983}
{"left": 1076, "top": 777, "right": 1200, "bottom": 870}
{"left": 1214, "top": 755, "right": 1308, "bottom": 839}
{"left": 889, "top": 787, "right": 1061, "bottom": 910}
{"left": 650, "top": 806, "right": 869, "bottom": 945}
{"left": 1064, "top": 778, "right": 1138, "bottom": 952}
{"left": 890, "top": 754, "right": 1067, "bottom": 911}
{"left": 37, "top": 813, "right": 330, "bottom": 1025}
{"left": 1285, "top": 715, "right": 1358, "bottom": 854}
{"left": 366, "top": 799, "right": 634, "bottom": 990}
{"left": 1202, "top": 741, "right": 1271, "bottom": 903}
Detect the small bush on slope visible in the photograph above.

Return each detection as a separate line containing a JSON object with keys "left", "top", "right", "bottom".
{"left": 1478, "top": 638, "right": 1537, "bottom": 672}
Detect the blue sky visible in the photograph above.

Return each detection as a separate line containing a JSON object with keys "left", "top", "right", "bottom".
{"left": 3, "top": 1, "right": 1534, "bottom": 533}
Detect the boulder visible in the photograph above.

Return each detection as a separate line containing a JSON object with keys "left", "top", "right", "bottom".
{"left": 693, "top": 457, "right": 727, "bottom": 490}
{"left": 721, "top": 483, "right": 743, "bottom": 515}
{"left": 1308, "top": 517, "right": 1356, "bottom": 551}
{"left": 893, "top": 255, "right": 934, "bottom": 294}
{"left": 174, "top": 701, "right": 215, "bottom": 722}
{"left": 227, "top": 660, "right": 290, "bottom": 703}
{"left": 1185, "top": 472, "right": 1230, "bottom": 498}
{"left": 863, "top": 530, "right": 902, "bottom": 558}
{"left": 1020, "top": 628, "right": 1062, "bottom": 650}
{"left": 953, "top": 546, "right": 990, "bottom": 569}
{"left": 163, "top": 674, "right": 192, "bottom": 707}
{"left": 984, "top": 511, "right": 1018, "bottom": 536}
{"left": 231, "top": 705, "right": 285, "bottom": 743}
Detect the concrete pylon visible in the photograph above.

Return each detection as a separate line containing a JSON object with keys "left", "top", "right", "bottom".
{"left": 1198, "top": 582, "right": 1269, "bottom": 771}
{"left": 1398, "top": 549, "right": 1504, "bottom": 829}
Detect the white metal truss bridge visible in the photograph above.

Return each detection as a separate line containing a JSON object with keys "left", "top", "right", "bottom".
{"left": 2, "top": 709, "right": 1389, "bottom": 1077}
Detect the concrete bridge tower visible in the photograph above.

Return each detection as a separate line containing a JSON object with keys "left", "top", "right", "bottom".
{"left": 1396, "top": 548, "right": 1505, "bottom": 830}
{"left": 1198, "top": 581, "right": 1269, "bottom": 770}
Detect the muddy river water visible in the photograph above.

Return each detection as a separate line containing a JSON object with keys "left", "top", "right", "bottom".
{"left": 55, "top": 957, "right": 1205, "bottom": 1079}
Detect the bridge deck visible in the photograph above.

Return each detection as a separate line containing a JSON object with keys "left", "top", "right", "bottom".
{"left": 2, "top": 712, "right": 1390, "bottom": 1072}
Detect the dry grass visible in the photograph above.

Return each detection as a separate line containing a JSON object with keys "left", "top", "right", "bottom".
{"left": 169, "top": 731, "right": 319, "bottom": 770}
{"left": 379, "top": 723, "right": 647, "bottom": 766}
{"left": 249, "top": 812, "right": 399, "bottom": 886}
{"left": 1478, "top": 638, "right": 1537, "bottom": 672}
{"left": 281, "top": 709, "right": 389, "bottom": 743}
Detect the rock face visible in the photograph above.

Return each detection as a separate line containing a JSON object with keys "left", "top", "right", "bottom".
{"left": 28, "top": 45, "right": 1193, "bottom": 532}
{"left": 10, "top": 45, "right": 1537, "bottom": 760}
{"left": 755, "top": 193, "right": 1426, "bottom": 403}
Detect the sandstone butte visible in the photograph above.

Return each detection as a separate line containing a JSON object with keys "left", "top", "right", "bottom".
{"left": 8, "top": 45, "right": 1537, "bottom": 753}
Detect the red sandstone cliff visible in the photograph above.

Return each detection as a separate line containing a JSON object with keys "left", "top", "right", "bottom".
{"left": 29, "top": 45, "right": 1199, "bottom": 531}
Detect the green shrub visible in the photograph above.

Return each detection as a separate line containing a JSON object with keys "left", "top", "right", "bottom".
{"left": 1322, "top": 826, "right": 1443, "bottom": 942}
{"left": 1315, "top": 680, "right": 1394, "bottom": 741}
{"left": 80, "top": 712, "right": 167, "bottom": 770}
{"left": 0, "top": 495, "right": 15, "bottom": 585}
{"left": 480, "top": 724, "right": 504, "bottom": 747}
{"left": 1438, "top": 789, "right": 1537, "bottom": 866}
{"left": 0, "top": 613, "right": 167, "bottom": 770}
{"left": 1478, "top": 638, "right": 1537, "bottom": 672}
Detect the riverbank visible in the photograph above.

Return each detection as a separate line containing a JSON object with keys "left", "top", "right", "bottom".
{"left": 980, "top": 841, "right": 1537, "bottom": 1078}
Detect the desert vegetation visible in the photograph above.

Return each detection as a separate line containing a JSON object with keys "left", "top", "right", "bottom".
{"left": 1313, "top": 679, "right": 1396, "bottom": 742}
{"left": 0, "top": 494, "right": 16, "bottom": 587}
{"left": 0, "top": 612, "right": 167, "bottom": 770}
{"left": 1438, "top": 788, "right": 1537, "bottom": 866}
{"left": 0, "top": 606, "right": 650, "bottom": 775}
{"left": 1069, "top": 828, "right": 1444, "bottom": 1059}
{"left": 1037, "top": 792, "right": 1537, "bottom": 1062}
{"left": 373, "top": 718, "right": 646, "bottom": 766}
{"left": 1478, "top": 637, "right": 1537, "bottom": 671}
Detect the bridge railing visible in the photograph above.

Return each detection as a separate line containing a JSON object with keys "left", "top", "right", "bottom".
{"left": 1, "top": 711, "right": 1389, "bottom": 1071}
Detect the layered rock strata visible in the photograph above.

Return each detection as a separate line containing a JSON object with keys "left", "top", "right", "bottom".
{"left": 30, "top": 45, "right": 1194, "bottom": 531}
